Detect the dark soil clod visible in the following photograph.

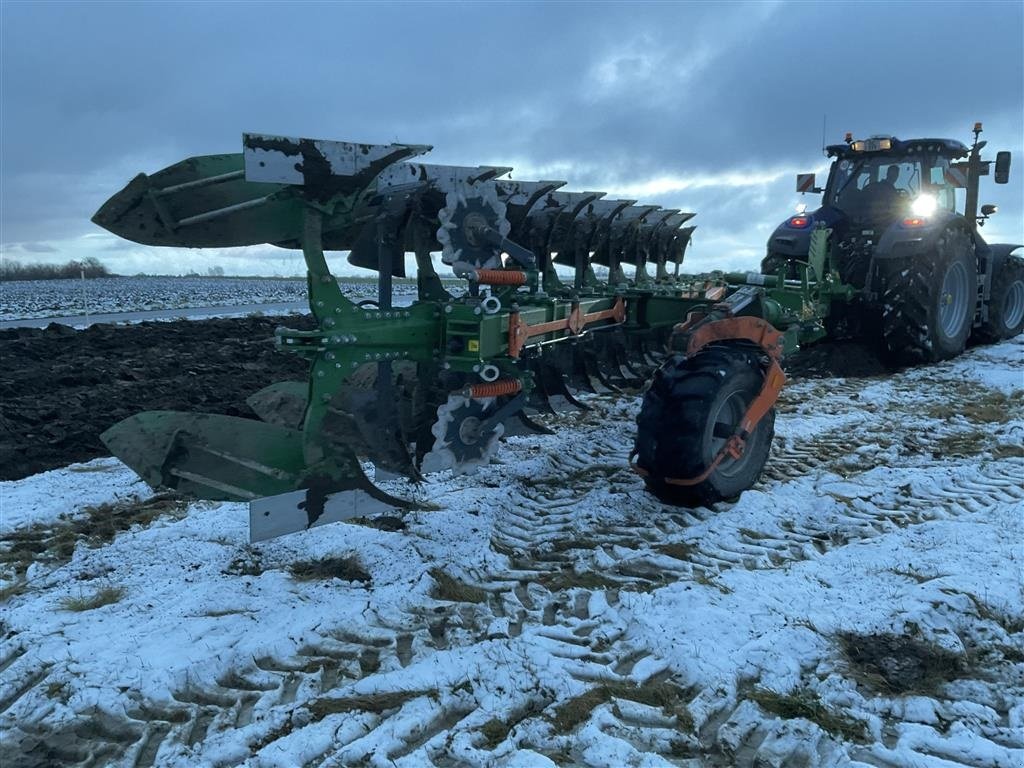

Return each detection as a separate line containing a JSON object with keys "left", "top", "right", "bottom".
{"left": 0, "top": 316, "right": 316, "bottom": 481}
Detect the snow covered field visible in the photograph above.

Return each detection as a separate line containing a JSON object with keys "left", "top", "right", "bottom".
{"left": 0, "top": 278, "right": 420, "bottom": 321}
{"left": 1, "top": 339, "right": 1022, "bottom": 767}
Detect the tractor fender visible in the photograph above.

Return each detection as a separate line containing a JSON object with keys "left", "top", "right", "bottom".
{"left": 872, "top": 209, "right": 966, "bottom": 261}
{"left": 765, "top": 205, "right": 843, "bottom": 258}
{"left": 987, "top": 243, "right": 1024, "bottom": 275}
{"left": 978, "top": 243, "right": 1024, "bottom": 304}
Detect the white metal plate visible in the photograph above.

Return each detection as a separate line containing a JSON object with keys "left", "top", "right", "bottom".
{"left": 242, "top": 133, "right": 430, "bottom": 185}
{"left": 249, "top": 487, "right": 399, "bottom": 542}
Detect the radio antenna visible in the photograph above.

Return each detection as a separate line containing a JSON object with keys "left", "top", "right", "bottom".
{"left": 821, "top": 114, "right": 828, "bottom": 155}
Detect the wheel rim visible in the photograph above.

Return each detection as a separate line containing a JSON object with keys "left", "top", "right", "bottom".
{"left": 708, "top": 390, "right": 749, "bottom": 478}
{"left": 1004, "top": 279, "right": 1024, "bottom": 329}
{"left": 938, "top": 261, "right": 970, "bottom": 338}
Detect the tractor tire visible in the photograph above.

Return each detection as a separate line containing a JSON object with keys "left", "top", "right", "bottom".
{"left": 634, "top": 346, "right": 775, "bottom": 508}
{"left": 879, "top": 226, "right": 976, "bottom": 362}
{"left": 976, "top": 255, "right": 1024, "bottom": 341}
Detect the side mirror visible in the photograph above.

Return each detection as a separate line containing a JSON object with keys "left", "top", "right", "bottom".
{"left": 981, "top": 204, "right": 998, "bottom": 217}
{"left": 995, "top": 151, "right": 1011, "bottom": 184}
{"left": 796, "top": 173, "right": 820, "bottom": 194}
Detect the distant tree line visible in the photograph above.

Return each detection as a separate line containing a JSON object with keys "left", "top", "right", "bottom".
{"left": 0, "top": 257, "right": 113, "bottom": 281}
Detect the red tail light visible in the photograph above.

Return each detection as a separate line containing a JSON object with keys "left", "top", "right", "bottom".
{"left": 787, "top": 216, "right": 810, "bottom": 229}
{"left": 902, "top": 217, "right": 927, "bottom": 228}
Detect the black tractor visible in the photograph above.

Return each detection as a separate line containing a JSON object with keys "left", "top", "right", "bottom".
{"left": 763, "top": 123, "right": 1023, "bottom": 361}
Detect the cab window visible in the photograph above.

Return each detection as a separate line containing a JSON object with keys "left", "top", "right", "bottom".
{"left": 925, "top": 159, "right": 957, "bottom": 211}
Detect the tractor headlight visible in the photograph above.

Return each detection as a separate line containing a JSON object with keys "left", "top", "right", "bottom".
{"left": 911, "top": 194, "right": 937, "bottom": 217}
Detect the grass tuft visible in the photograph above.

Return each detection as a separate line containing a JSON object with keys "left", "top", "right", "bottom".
{"left": 926, "top": 385, "right": 1023, "bottom": 424}
{"left": 489, "top": 538, "right": 518, "bottom": 557}
{"left": 750, "top": 686, "right": 867, "bottom": 742}
{"left": 519, "top": 464, "right": 623, "bottom": 493}
{"left": 738, "top": 527, "right": 771, "bottom": 541}
{"left": 477, "top": 698, "right": 552, "bottom": 748}
{"left": 993, "top": 443, "right": 1024, "bottom": 459}
{"left": 549, "top": 537, "right": 603, "bottom": 553}
{"left": 654, "top": 541, "right": 695, "bottom": 561}
{"left": 1, "top": 493, "right": 188, "bottom": 576}
{"left": 933, "top": 430, "right": 989, "bottom": 457}
{"left": 956, "top": 592, "right": 1024, "bottom": 634}
{"left": 479, "top": 717, "right": 512, "bottom": 749}
{"left": 308, "top": 689, "right": 430, "bottom": 721}
{"left": 537, "top": 568, "right": 629, "bottom": 593}
{"left": 0, "top": 580, "right": 27, "bottom": 602}
{"left": 288, "top": 555, "right": 370, "bottom": 583}
{"left": 838, "top": 631, "right": 965, "bottom": 696}
{"left": 693, "top": 569, "right": 734, "bottom": 594}
{"left": 549, "top": 688, "right": 607, "bottom": 733}
{"left": 889, "top": 567, "right": 934, "bottom": 584}
{"left": 60, "top": 585, "right": 125, "bottom": 612}
{"left": 429, "top": 568, "right": 488, "bottom": 603}
{"left": 549, "top": 680, "right": 692, "bottom": 734}
{"left": 350, "top": 515, "right": 407, "bottom": 533}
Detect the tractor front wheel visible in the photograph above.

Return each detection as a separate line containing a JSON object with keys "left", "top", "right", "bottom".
{"left": 634, "top": 347, "right": 775, "bottom": 507}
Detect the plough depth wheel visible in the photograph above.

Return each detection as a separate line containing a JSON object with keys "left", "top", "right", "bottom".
{"left": 634, "top": 347, "right": 775, "bottom": 507}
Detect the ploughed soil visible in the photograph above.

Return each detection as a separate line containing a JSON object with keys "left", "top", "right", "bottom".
{"left": 1, "top": 317, "right": 315, "bottom": 481}
{"left": 1, "top": 316, "right": 890, "bottom": 482}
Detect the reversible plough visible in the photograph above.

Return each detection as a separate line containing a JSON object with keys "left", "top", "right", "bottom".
{"left": 92, "top": 130, "right": 1018, "bottom": 541}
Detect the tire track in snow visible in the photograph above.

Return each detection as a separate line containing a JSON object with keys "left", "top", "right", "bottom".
{"left": 188, "top": 352, "right": 1019, "bottom": 765}
{"left": 295, "top": 380, "right": 1022, "bottom": 765}
{"left": 5, "top": 343, "right": 1023, "bottom": 766}
{"left": 445, "top": 373, "right": 1023, "bottom": 764}
{"left": 3, "top": 624, "right": 440, "bottom": 768}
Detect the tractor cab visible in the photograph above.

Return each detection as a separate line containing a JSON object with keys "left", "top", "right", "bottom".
{"left": 821, "top": 137, "right": 968, "bottom": 228}
{"left": 765, "top": 125, "right": 1012, "bottom": 290}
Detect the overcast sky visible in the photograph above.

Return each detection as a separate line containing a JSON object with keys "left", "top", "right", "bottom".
{"left": 2, "top": 0, "right": 1022, "bottom": 277}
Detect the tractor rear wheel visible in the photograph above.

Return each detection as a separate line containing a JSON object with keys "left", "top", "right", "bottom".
{"left": 879, "top": 227, "right": 976, "bottom": 362}
{"left": 977, "top": 255, "right": 1024, "bottom": 341}
{"left": 635, "top": 347, "right": 775, "bottom": 507}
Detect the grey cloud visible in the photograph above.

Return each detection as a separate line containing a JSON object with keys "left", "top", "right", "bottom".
{"left": 2, "top": 1, "right": 1020, "bottom": 265}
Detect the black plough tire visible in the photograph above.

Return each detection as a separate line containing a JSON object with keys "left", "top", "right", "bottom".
{"left": 634, "top": 346, "right": 775, "bottom": 507}
{"left": 879, "top": 227, "right": 976, "bottom": 363}
{"left": 977, "top": 255, "right": 1024, "bottom": 341}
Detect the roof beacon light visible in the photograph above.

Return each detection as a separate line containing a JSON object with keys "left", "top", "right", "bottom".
{"left": 911, "top": 194, "right": 937, "bottom": 217}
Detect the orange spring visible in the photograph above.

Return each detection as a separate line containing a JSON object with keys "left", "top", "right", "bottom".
{"left": 468, "top": 378, "right": 523, "bottom": 398}
{"left": 473, "top": 269, "right": 526, "bottom": 286}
